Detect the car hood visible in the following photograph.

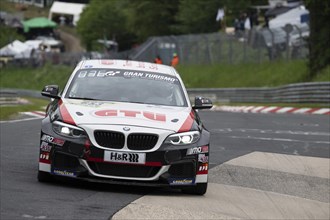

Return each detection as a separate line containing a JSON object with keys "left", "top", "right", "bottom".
{"left": 59, "top": 99, "right": 193, "bottom": 132}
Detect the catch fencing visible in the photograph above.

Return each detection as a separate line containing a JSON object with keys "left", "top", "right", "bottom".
{"left": 127, "top": 24, "right": 309, "bottom": 65}
{"left": 1, "top": 24, "right": 309, "bottom": 68}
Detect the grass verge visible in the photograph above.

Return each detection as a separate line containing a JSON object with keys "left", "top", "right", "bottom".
{"left": 0, "top": 97, "right": 49, "bottom": 121}
{"left": 216, "top": 102, "right": 330, "bottom": 108}
{"left": 1, "top": 60, "right": 329, "bottom": 90}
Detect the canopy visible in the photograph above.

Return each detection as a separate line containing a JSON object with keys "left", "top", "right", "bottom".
{"left": 0, "top": 40, "right": 30, "bottom": 57}
{"left": 23, "top": 17, "right": 57, "bottom": 33}
{"left": 265, "top": 6, "right": 293, "bottom": 17}
{"left": 269, "top": 6, "right": 309, "bottom": 29}
{"left": 49, "top": 1, "right": 86, "bottom": 26}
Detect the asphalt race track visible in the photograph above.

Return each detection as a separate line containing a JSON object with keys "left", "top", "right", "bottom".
{"left": 1, "top": 111, "right": 329, "bottom": 219}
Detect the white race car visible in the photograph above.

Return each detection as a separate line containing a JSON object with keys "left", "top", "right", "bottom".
{"left": 38, "top": 59, "right": 212, "bottom": 195}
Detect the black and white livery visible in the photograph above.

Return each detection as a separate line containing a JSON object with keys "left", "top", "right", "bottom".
{"left": 38, "top": 59, "right": 213, "bottom": 195}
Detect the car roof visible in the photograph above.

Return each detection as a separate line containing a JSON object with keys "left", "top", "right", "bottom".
{"left": 78, "top": 59, "right": 177, "bottom": 76}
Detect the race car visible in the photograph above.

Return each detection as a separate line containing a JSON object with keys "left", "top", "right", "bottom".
{"left": 38, "top": 59, "right": 213, "bottom": 195}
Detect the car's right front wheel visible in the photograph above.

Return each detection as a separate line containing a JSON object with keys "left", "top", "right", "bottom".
{"left": 182, "top": 183, "right": 208, "bottom": 195}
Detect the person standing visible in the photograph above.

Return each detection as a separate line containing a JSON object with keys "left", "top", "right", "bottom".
{"left": 171, "top": 53, "right": 179, "bottom": 68}
{"left": 154, "top": 55, "right": 162, "bottom": 64}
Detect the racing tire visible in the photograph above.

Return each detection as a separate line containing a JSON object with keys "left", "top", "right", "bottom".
{"left": 182, "top": 183, "right": 207, "bottom": 195}
{"left": 38, "top": 171, "right": 53, "bottom": 182}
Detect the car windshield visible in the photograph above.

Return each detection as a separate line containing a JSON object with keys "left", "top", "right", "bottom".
{"left": 65, "top": 68, "right": 188, "bottom": 107}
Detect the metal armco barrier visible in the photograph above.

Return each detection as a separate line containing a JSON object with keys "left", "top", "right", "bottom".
{"left": 187, "top": 82, "right": 330, "bottom": 103}
{"left": 1, "top": 82, "right": 329, "bottom": 104}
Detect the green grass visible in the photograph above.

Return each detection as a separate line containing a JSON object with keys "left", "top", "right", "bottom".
{"left": 0, "top": 97, "right": 49, "bottom": 120}
{"left": 312, "top": 65, "right": 330, "bottom": 82}
{"left": 218, "top": 102, "right": 330, "bottom": 108}
{"left": 177, "top": 60, "right": 314, "bottom": 88}
{"left": 0, "top": 63, "right": 72, "bottom": 91}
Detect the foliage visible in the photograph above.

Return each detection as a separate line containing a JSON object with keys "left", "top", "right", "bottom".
{"left": 0, "top": 25, "right": 25, "bottom": 48}
{"left": 177, "top": 60, "right": 310, "bottom": 88}
{"left": 124, "top": 0, "right": 180, "bottom": 41}
{"left": 76, "top": 0, "right": 135, "bottom": 51}
{"left": 304, "top": 0, "right": 330, "bottom": 77}
{"left": 76, "top": 0, "right": 268, "bottom": 50}
{"left": 175, "top": 0, "right": 223, "bottom": 33}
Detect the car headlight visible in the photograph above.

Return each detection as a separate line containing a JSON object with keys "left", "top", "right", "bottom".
{"left": 165, "top": 131, "right": 200, "bottom": 145}
{"left": 52, "top": 121, "right": 86, "bottom": 138}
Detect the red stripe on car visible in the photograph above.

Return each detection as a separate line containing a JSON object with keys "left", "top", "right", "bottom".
{"left": 59, "top": 99, "right": 76, "bottom": 125}
{"left": 178, "top": 110, "right": 195, "bottom": 132}
{"left": 39, "top": 158, "right": 51, "bottom": 164}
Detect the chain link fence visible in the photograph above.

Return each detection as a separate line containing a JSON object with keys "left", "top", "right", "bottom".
{"left": 128, "top": 24, "right": 309, "bottom": 65}
{"left": 1, "top": 24, "right": 309, "bottom": 68}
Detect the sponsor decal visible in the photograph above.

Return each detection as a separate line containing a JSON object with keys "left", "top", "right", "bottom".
{"left": 104, "top": 151, "right": 146, "bottom": 164}
{"left": 79, "top": 101, "right": 105, "bottom": 108}
{"left": 78, "top": 70, "right": 120, "bottom": 78}
{"left": 41, "top": 135, "right": 65, "bottom": 146}
{"left": 198, "top": 154, "right": 209, "bottom": 163}
{"left": 40, "top": 152, "right": 50, "bottom": 160}
{"left": 123, "top": 71, "right": 177, "bottom": 83}
{"left": 93, "top": 109, "right": 166, "bottom": 122}
{"left": 39, "top": 152, "right": 51, "bottom": 164}
{"left": 76, "top": 68, "right": 177, "bottom": 84}
{"left": 186, "top": 145, "right": 209, "bottom": 155}
{"left": 197, "top": 163, "right": 208, "bottom": 174}
{"left": 123, "top": 60, "right": 132, "bottom": 67}
{"left": 52, "top": 169, "right": 76, "bottom": 177}
{"left": 169, "top": 178, "right": 195, "bottom": 185}
{"left": 40, "top": 141, "right": 52, "bottom": 152}
{"left": 101, "top": 60, "right": 115, "bottom": 65}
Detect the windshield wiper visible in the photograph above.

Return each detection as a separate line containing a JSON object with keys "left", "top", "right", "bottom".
{"left": 68, "top": 97, "right": 99, "bottom": 100}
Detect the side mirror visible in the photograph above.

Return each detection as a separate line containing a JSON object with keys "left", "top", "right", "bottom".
{"left": 193, "top": 96, "right": 213, "bottom": 109}
{"left": 41, "top": 85, "right": 60, "bottom": 99}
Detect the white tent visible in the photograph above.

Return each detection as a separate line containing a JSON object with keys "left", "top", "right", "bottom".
{"left": 48, "top": 1, "right": 87, "bottom": 26}
{"left": 269, "top": 6, "right": 309, "bottom": 29}
{"left": 0, "top": 40, "right": 30, "bottom": 57}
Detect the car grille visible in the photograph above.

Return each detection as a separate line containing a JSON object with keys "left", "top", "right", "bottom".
{"left": 94, "top": 131, "right": 158, "bottom": 150}
{"left": 127, "top": 133, "right": 158, "bottom": 150}
{"left": 87, "top": 162, "right": 161, "bottom": 178}
{"left": 94, "top": 131, "right": 125, "bottom": 149}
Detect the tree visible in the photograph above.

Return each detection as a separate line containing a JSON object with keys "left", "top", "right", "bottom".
{"left": 0, "top": 25, "right": 25, "bottom": 48}
{"left": 77, "top": 0, "right": 135, "bottom": 51}
{"left": 304, "top": 0, "right": 330, "bottom": 77}
{"left": 175, "top": 0, "right": 223, "bottom": 33}
{"left": 175, "top": 0, "right": 267, "bottom": 34}
{"left": 124, "top": 0, "right": 179, "bottom": 41}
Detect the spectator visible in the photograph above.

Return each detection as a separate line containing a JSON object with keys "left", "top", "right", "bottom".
{"left": 170, "top": 53, "right": 179, "bottom": 68}
{"left": 154, "top": 55, "right": 162, "bottom": 64}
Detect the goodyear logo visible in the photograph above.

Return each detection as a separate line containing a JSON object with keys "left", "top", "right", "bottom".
{"left": 169, "top": 178, "right": 195, "bottom": 185}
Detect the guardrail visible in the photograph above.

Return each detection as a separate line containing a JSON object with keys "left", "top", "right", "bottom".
{"left": 1, "top": 82, "right": 329, "bottom": 104}
{"left": 187, "top": 82, "right": 330, "bottom": 104}
{"left": 0, "top": 91, "right": 19, "bottom": 105}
